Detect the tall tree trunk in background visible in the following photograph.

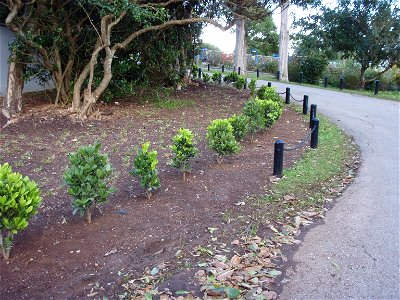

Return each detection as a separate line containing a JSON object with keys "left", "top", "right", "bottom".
{"left": 234, "top": 18, "right": 247, "bottom": 75}
{"left": 2, "top": 54, "right": 24, "bottom": 118}
{"left": 359, "top": 65, "right": 368, "bottom": 89}
{"left": 278, "top": 0, "right": 289, "bottom": 82}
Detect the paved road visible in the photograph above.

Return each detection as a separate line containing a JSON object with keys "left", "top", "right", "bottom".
{"left": 256, "top": 81, "right": 399, "bottom": 299}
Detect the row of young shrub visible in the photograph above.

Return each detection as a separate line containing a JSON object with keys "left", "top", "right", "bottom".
{"left": 0, "top": 86, "right": 283, "bottom": 260}
{"left": 201, "top": 70, "right": 258, "bottom": 92}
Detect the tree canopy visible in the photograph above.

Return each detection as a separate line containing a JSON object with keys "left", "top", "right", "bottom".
{"left": 246, "top": 15, "right": 278, "bottom": 55}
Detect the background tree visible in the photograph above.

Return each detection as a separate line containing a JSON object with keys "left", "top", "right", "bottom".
{"left": 246, "top": 16, "right": 279, "bottom": 55}
{"left": 299, "top": 0, "right": 400, "bottom": 88}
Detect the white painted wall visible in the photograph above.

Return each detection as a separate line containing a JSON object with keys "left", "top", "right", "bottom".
{"left": 0, "top": 26, "right": 53, "bottom": 96}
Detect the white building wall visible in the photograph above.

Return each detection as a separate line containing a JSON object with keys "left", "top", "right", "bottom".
{"left": 0, "top": 26, "right": 53, "bottom": 96}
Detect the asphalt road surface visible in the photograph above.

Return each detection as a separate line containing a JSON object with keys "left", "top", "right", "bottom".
{"left": 256, "top": 80, "right": 399, "bottom": 300}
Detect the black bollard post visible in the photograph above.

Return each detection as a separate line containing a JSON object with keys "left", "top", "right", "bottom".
{"left": 244, "top": 80, "right": 247, "bottom": 90}
{"left": 310, "top": 118, "right": 319, "bottom": 149}
{"left": 309, "top": 104, "right": 317, "bottom": 128}
{"left": 277, "top": 71, "right": 280, "bottom": 81}
{"left": 207, "top": 64, "right": 210, "bottom": 71}
{"left": 238, "top": 67, "right": 241, "bottom": 75}
{"left": 303, "top": 95, "right": 309, "bottom": 115}
{"left": 198, "top": 67, "right": 202, "bottom": 79}
{"left": 257, "top": 69, "right": 260, "bottom": 78}
{"left": 267, "top": 82, "right": 272, "bottom": 87}
{"left": 285, "top": 87, "right": 290, "bottom": 104}
{"left": 374, "top": 80, "right": 380, "bottom": 95}
{"left": 324, "top": 76, "right": 328, "bottom": 88}
{"left": 273, "top": 140, "right": 285, "bottom": 176}
{"left": 222, "top": 64, "right": 225, "bottom": 73}
{"left": 299, "top": 72, "right": 304, "bottom": 84}
{"left": 340, "top": 76, "right": 344, "bottom": 90}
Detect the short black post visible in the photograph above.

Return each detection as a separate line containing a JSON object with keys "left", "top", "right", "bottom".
{"left": 324, "top": 76, "right": 328, "bottom": 88}
{"left": 207, "top": 64, "right": 210, "bottom": 71}
{"left": 222, "top": 64, "right": 225, "bottom": 73}
{"left": 238, "top": 67, "right": 241, "bottom": 75}
{"left": 340, "top": 76, "right": 344, "bottom": 90}
{"left": 273, "top": 140, "right": 284, "bottom": 177}
{"left": 309, "top": 104, "right": 317, "bottom": 128}
{"left": 285, "top": 87, "right": 290, "bottom": 104}
{"left": 257, "top": 69, "right": 260, "bottom": 78}
{"left": 299, "top": 72, "right": 304, "bottom": 84}
{"left": 267, "top": 82, "right": 272, "bottom": 87}
{"left": 198, "top": 67, "right": 202, "bottom": 79}
{"left": 277, "top": 71, "right": 280, "bottom": 81}
{"left": 310, "top": 118, "right": 319, "bottom": 149}
{"left": 244, "top": 80, "right": 247, "bottom": 90}
{"left": 303, "top": 95, "right": 309, "bottom": 115}
{"left": 374, "top": 80, "right": 380, "bottom": 95}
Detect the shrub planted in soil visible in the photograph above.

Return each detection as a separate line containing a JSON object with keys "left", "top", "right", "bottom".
{"left": 64, "top": 142, "right": 114, "bottom": 224}
{"left": 249, "top": 79, "right": 257, "bottom": 95}
{"left": 243, "top": 98, "right": 266, "bottom": 142}
{"left": 257, "top": 99, "right": 283, "bottom": 127}
{"left": 233, "top": 76, "right": 246, "bottom": 90}
{"left": 0, "top": 163, "right": 42, "bottom": 260}
{"left": 206, "top": 119, "right": 240, "bottom": 162}
{"left": 131, "top": 142, "right": 160, "bottom": 199}
{"left": 256, "top": 86, "right": 282, "bottom": 105}
{"left": 171, "top": 128, "right": 198, "bottom": 180}
{"left": 202, "top": 73, "right": 211, "bottom": 83}
{"left": 228, "top": 114, "right": 249, "bottom": 141}
{"left": 223, "top": 71, "right": 239, "bottom": 83}
{"left": 212, "top": 72, "right": 222, "bottom": 83}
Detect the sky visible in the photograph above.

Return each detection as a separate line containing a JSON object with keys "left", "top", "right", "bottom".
{"left": 200, "top": 4, "right": 322, "bottom": 54}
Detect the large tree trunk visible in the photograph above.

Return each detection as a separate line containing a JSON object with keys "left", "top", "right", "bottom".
{"left": 359, "top": 65, "right": 367, "bottom": 89}
{"left": 2, "top": 55, "right": 24, "bottom": 118}
{"left": 278, "top": 0, "right": 290, "bottom": 82}
{"left": 234, "top": 18, "right": 247, "bottom": 75}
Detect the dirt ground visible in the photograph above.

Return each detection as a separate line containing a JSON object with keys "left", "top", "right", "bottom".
{"left": 0, "top": 83, "right": 309, "bottom": 299}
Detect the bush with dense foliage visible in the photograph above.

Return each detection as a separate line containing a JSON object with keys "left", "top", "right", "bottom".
{"left": 288, "top": 54, "right": 328, "bottom": 84}
{"left": 206, "top": 119, "right": 240, "bottom": 161}
{"left": 233, "top": 76, "right": 246, "bottom": 89}
{"left": 131, "top": 142, "right": 160, "bottom": 199}
{"left": 257, "top": 99, "right": 283, "bottom": 127}
{"left": 248, "top": 79, "right": 257, "bottom": 95}
{"left": 223, "top": 71, "right": 240, "bottom": 83}
{"left": 64, "top": 142, "right": 114, "bottom": 224}
{"left": 243, "top": 99, "right": 265, "bottom": 141}
{"left": 256, "top": 86, "right": 282, "bottom": 105}
{"left": 202, "top": 73, "right": 211, "bottom": 83}
{"left": 228, "top": 114, "right": 249, "bottom": 141}
{"left": 212, "top": 72, "right": 222, "bottom": 83}
{"left": 0, "top": 163, "right": 42, "bottom": 260}
{"left": 171, "top": 128, "right": 198, "bottom": 180}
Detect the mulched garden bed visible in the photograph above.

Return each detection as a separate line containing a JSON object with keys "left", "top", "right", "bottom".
{"left": 0, "top": 83, "right": 309, "bottom": 299}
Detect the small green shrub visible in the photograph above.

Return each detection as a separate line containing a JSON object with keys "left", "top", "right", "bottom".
{"left": 223, "top": 72, "right": 240, "bottom": 83}
{"left": 256, "top": 86, "right": 282, "bottom": 105}
{"left": 206, "top": 119, "right": 240, "bottom": 161}
{"left": 233, "top": 76, "right": 246, "bottom": 89}
{"left": 64, "top": 142, "right": 114, "bottom": 224}
{"left": 212, "top": 72, "right": 222, "bottom": 83}
{"left": 192, "top": 64, "right": 199, "bottom": 78}
{"left": 257, "top": 99, "right": 283, "bottom": 127}
{"left": 171, "top": 128, "right": 198, "bottom": 180}
{"left": 202, "top": 73, "right": 211, "bottom": 83}
{"left": 228, "top": 114, "right": 249, "bottom": 141}
{"left": 249, "top": 79, "right": 257, "bottom": 95}
{"left": 131, "top": 142, "right": 160, "bottom": 199}
{"left": 243, "top": 99, "right": 265, "bottom": 141}
{"left": 0, "top": 163, "right": 42, "bottom": 260}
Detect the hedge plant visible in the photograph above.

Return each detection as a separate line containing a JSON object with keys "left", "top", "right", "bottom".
{"left": 202, "top": 73, "right": 211, "bottom": 83}
{"left": 207, "top": 119, "right": 240, "bottom": 163}
{"left": 233, "top": 76, "right": 246, "bottom": 90}
{"left": 257, "top": 99, "right": 283, "bottom": 127}
{"left": 249, "top": 79, "right": 257, "bottom": 95}
{"left": 256, "top": 86, "right": 282, "bottom": 105}
{"left": 212, "top": 72, "right": 222, "bottom": 83}
{"left": 0, "top": 163, "right": 42, "bottom": 260}
{"left": 171, "top": 128, "right": 198, "bottom": 180}
{"left": 131, "top": 142, "right": 160, "bottom": 199}
{"left": 223, "top": 71, "right": 239, "bottom": 83}
{"left": 64, "top": 142, "right": 114, "bottom": 224}
{"left": 243, "top": 99, "right": 265, "bottom": 142}
{"left": 228, "top": 114, "right": 249, "bottom": 141}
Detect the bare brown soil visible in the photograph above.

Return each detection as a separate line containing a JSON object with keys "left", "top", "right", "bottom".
{"left": 0, "top": 83, "right": 309, "bottom": 299}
